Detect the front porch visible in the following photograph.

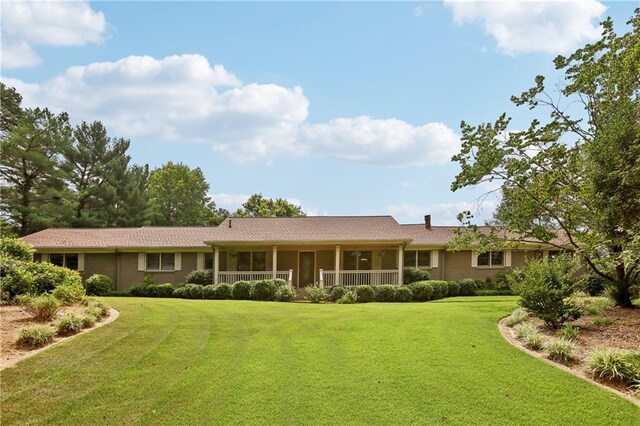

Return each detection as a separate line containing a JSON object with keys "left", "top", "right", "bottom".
{"left": 210, "top": 244, "right": 406, "bottom": 287}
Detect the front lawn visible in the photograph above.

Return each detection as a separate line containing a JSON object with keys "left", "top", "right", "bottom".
{"left": 1, "top": 297, "right": 638, "bottom": 424}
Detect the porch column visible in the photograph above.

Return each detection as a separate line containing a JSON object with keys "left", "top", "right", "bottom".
{"left": 272, "top": 246, "right": 278, "bottom": 279}
{"left": 335, "top": 245, "right": 341, "bottom": 285}
{"left": 397, "top": 245, "right": 404, "bottom": 286}
{"left": 213, "top": 246, "right": 220, "bottom": 285}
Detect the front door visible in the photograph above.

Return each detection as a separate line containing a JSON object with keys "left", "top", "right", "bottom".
{"left": 298, "top": 251, "right": 316, "bottom": 288}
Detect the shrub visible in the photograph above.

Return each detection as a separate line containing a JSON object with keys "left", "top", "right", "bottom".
{"left": 505, "top": 307, "right": 529, "bottom": 327}
{"left": 328, "top": 286, "right": 347, "bottom": 302}
{"left": 80, "top": 313, "right": 97, "bottom": 328}
{"left": 154, "top": 283, "right": 175, "bottom": 298}
{"left": 588, "top": 348, "right": 640, "bottom": 384}
{"left": 202, "top": 285, "right": 217, "bottom": 299}
{"left": 524, "top": 332, "right": 545, "bottom": 350}
{"left": 84, "top": 274, "right": 114, "bottom": 296}
{"left": 55, "top": 312, "right": 84, "bottom": 335}
{"left": 428, "top": 281, "right": 448, "bottom": 300}
{"left": 105, "top": 290, "right": 131, "bottom": 297}
{"left": 130, "top": 283, "right": 174, "bottom": 298}
{"left": 1, "top": 259, "right": 82, "bottom": 297}
{"left": 411, "top": 282, "right": 434, "bottom": 302}
{"left": 213, "top": 283, "right": 232, "bottom": 300}
{"left": 273, "top": 279, "right": 288, "bottom": 288}
{"left": 275, "top": 284, "right": 296, "bottom": 302}
{"left": 337, "top": 290, "right": 357, "bottom": 304}
{"left": 52, "top": 282, "right": 86, "bottom": 305}
{"left": 374, "top": 285, "right": 397, "bottom": 302}
{"left": 476, "top": 289, "right": 513, "bottom": 296}
{"left": 355, "top": 285, "right": 375, "bottom": 303}
{"left": 0, "top": 237, "right": 34, "bottom": 261}
{"left": 508, "top": 255, "right": 581, "bottom": 328}
{"left": 581, "top": 273, "right": 607, "bottom": 296}
{"left": 85, "top": 297, "right": 110, "bottom": 317}
{"left": 543, "top": 338, "right": 575, "bottom": 362}
{"left": 185, "top": 284, "right": 204, "bottom": 299}
{"left": 395, "top": 286, "right": 413, "bottom": 302}
{"left": 403, "top": 267, "right": 430, "bottom": 284}
{"left": 16, "top": 324, "right": 55, "bottom": 348}
{"left": 129, "top": 284, "right": 149, "bottom": 297}
{"left": 30, "top": 262, "right": 83, "bottom": 295}
{"left": 231, "top": 281, "right": 252, "bottom": 300}
{"left": 446, "top": 281, "right": 460, "bottom": 297}
{"left": 592, "top": 317, "right": 615, "bottom": 326}
{"left": 19, "top": 294, "right": 61, "bottom": 322}
{"left": 558, "top": 324, "right": 580, "bottom": 341}
{"left": 306, "top": 285, "right": 327, "bottom": 303}
{"left": 573, "top": 296, "right": 614, "bottom": 315}
{"left": 144, "top": 273, "right": 157, "bottom": 286}
{"left": 251, "top": 280, "right": 277, "bottom": 301}
{"left": 185, "top": 269, "right": 213, "bottom": 286}
{"left": 458, "top": 279, "right": 478, "bottom": 296}
{"left": 173, "top": 286, "right": 189, "bottom": 299}
{"left": 513, "top": 322, "right": 539, "bottom": 340}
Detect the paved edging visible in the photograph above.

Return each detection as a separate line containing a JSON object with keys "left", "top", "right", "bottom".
{"left": 497, "top": 317, "right": 639, "bottom": 407}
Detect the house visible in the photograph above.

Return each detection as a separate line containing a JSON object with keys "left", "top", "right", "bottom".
{"left": 21, "top": 215, "right": 562, "bottom": 290}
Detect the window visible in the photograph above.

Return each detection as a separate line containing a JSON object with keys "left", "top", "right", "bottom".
{"left": 146, "top": 253, "right": 175, "bottom": 271}
{"left": 205, "top": 253, "right": 213, "bottom": 270}
{"left": 548, "top": 250, "right": 562, "bottom": 260}
{"left": 48, "top": 253, "right": 79, "bottom": 270}
{"left": 204, "top": 252, "right": 228, "bottom": 270}
{"left": 381, "top": 250, "right": 397, "bottom": 269}
{"left": 404, "top": 250, "right": 431, "bottom": 268}
{"left": 343, "top": 251, "right": 372, "bottom": 271}
{"left": 477, "top": 251, "right": 504, "bottom": 267}
{"left": 236, "top": 251, "right": 266, "bottom": 271}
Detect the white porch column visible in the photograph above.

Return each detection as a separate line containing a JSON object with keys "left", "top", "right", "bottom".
{"left": 397, "top": 245, "right": 404, "bottom": 285}
{"left": 335, "top": 245, "right": 341, "bottom": 285}
{"left": 272, "top": 246, "right": 278, "bottom": 279}
{"left": 213, "top": 246, "right": 220, "bottom": 285}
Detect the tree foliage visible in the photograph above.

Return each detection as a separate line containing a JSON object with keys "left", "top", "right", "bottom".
{"left": 450, "top": 9, "right": 640, "bottom": 307}
{"left": 234, "top": 194, "right": 305, "bottom": 217}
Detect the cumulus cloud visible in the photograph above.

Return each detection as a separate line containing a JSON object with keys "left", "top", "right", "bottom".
{"left": 444, "top": 0, "right": 606, "bottom": 55}
{"left": 1, "top": 0, "right": 107, "bottom": 69}
{"left": 5, "top": 53, "right": 460, "bottom": 166}
{"left": 385, "top": 200, "right": 498, "bottom": 225}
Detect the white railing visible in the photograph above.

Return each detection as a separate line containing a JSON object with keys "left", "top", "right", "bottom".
{"left": 322, "top": 270, "right": 400, "bottom": 287}
{"left": 218, "top": 271, "right": 291, "bottom": 284}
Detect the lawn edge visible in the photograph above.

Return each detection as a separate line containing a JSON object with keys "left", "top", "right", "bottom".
{"left": 497, "top": 317, "right": 640, "bottom": 407}
{"left": 1, "top": 308, "right": 120, "bottom": 370}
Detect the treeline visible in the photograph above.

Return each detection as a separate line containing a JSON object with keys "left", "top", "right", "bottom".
{"left": 0, "top": 83, "right": 304, "bottom": 236}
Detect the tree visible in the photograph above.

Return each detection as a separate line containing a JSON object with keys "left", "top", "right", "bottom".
{"left": 234, "top": 194, "right": 305, "bottom": 217}
{"left": 110, "top": 164, "right": 152, "bottom": 227}
{"left": 450, "top": 9, "right": 640, "bottom": 307}
{"left": 0, "top": 83, "right": 24, "bottom": 132}
{"left": 63, "top": 121, "right": 131, "bottom": 227}
{"left": 0, "top": 107, "right": 72, "bottom": 235}
{"left": 148, "top": 162, "right": 225, "bottom": 226}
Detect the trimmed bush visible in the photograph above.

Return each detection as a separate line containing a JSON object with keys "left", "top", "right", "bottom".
{"left": 154, "top": 283, "right": 175, "bottom": 298}
{"left": 251, "top": 280, "right": 277, "bottom": 301}
{"left": 0, "top": 259, "right": 82, "bottom": 297}
{"left": 202, "top": 285, "right": 216, "bottom": 299}
{"left": 231, "top": 281, "right": 252, "bottom": 300}
{"left": 214, "top": 283, "right": 232, "bottom": 300}
{"left": 306, "top": 285, "right": 327, "bottom": 303}
{"left": 273, "top": 279, "right": 288, "bottom": 288}
{"left": 476, "top": 289, "right": 513, "bottom": 296}
{"left": 411, "top": 282, "right": 434, "bottom": 302}
{"left": 185, "top": 269, "right": 213, "bottom": 285}
{"left": 403, "top": 267, "right": 430, "bottom": 284}
{"left": 84, "top": 274, "right": 114, "bottom": 296}
{"left": 374, "top": 285, "right": 397, "bottom": 302}
{"left": 355, "top": 285, "right": 375, "bottom": 303}
{"left": 52, "top": 282, "right": 85, "bottom": 305}
{"left": 446, "top": 281, "right": 460, "bottom": 297}
{"left": 588, "top": 348, "right": 640, "bottom": 384}
{"left": 543, "top": 338, "right": 575, "bottom": 362}
{"left": 173, "top": 286, "right": 189, "bottom": 299}
{"left": 16, "top": 324, "right": 55, "bottom": 348}
{"left": 130, "top": 283, "right": 174, "bottom": 298}
{"left": 428, "top": 281, "right": 448, "bottom": 300}
{"left": 337, "top": 290, "right": 357, "bottom": 304}
{"left": 185, "top": 284, "right": 204, "bottom": 299}
{"left": 275, "top": 284, "right": 296, "bottom": 302}
{"left": 55, "top": 312, "right": 84, "bottom": 336}
{"left": 508, "top": 255, "right": 581, "bottom": 328}
{"left": 0, "top": 238, "right": 34, "bottom": 261}
{"left": 329, "top": 286, "right": 347, "bottom": 302}
{"left": 19, "top": 294, "right": 61, "bottom": 322}
{"left": 395, "top": 286, "right": 413, "bottom": 302}
{"left": 505, "top": 308, "right": 529, "bottom": 327}
{"left": 458, "top": 279, "right": 478, "bottom": 296}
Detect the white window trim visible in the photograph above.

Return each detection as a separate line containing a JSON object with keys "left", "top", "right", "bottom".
{"left": 139, "top": 252, "right": 181, "bottom": 272}
{"left": 403, "top": 250, "right": 433, "bottom": 269}
{"left": 472, "top": 250, "right": 511, "bottom": 268}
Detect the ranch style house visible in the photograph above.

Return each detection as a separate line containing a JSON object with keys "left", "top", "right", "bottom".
{"left": 21, "top": 215, "right": 565, "bottom": 290}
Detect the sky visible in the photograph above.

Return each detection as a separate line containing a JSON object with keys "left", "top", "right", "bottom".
{"left": 1, "top": 0, "right": 637, "bottom": 225}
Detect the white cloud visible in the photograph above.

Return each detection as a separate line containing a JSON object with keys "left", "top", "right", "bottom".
{"left": 385, "top": 200, "right": 498, "bottom": 225}
{"left": 414, "top": 6, "right": 425, "bottom": 18}
{"left": 5, "top": 54, "right": 460, "bottom": 166}
{"left": 211, "top": 193, "right": 324, "bottom": 216}
{"left": 1, "top": 0, "right": 107, "bottom": 69}
{"left": 444, "top": 0, "right": 606, "bottom": 55}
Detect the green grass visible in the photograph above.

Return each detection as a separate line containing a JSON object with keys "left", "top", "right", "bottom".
{"left": 1, "top": 297, "right": 638, "bottom": 425}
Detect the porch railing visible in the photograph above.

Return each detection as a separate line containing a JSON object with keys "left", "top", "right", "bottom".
{"left": 217, "top": 271, "right": 291, "bottom": 284}
{"left": 321, "top": 270, "right": 399, "bottom": 287}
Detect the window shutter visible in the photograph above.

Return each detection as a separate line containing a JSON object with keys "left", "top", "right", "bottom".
{"left": 471, "top": 251, "right": 478, "bottom": 268}
{"left": 431, "top": 250, "right": 439, "bottom": 268}
{"left": 175, "top": 253, "right": 182, "bottom": 271}
{"left": 505, "top": 250, "right": 512, "bottom": 267}
{"left": 196, "top": 253, "right": 204, "bottom": 270}
{"left": 138, "top": 253, "right": 145, "bottom": 271}
{"left": 78, "top": 253, "right": 85, "bottom": 271}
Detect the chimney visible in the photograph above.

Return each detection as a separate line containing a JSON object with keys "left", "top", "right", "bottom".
{"left": 424, "top": 214, "right": 431, "bottom": 230}
{"left": 228, "top": 219, "right": 232, "bottom": 228}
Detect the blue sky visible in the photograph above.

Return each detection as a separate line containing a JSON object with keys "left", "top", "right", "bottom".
{"left": 1, "top": 1, "right": 637, "bottom": 224}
